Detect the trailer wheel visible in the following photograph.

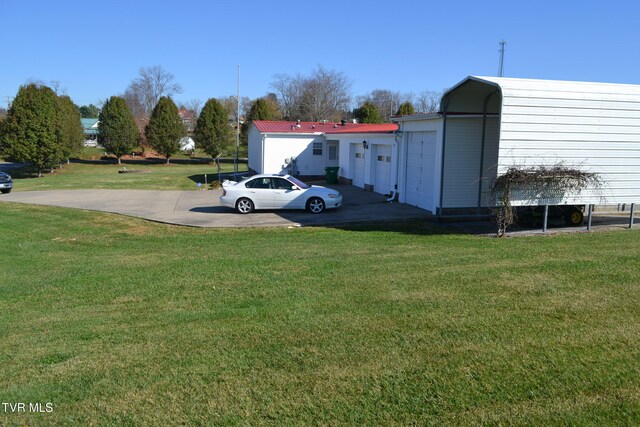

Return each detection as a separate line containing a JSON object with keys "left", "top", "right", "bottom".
{"left": 565, "top": 209, "right": 584, "bottom": 226}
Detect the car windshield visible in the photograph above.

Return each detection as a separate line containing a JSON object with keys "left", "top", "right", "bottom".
{"left": 287, "top": 176, "right": 309, "bottom": 189}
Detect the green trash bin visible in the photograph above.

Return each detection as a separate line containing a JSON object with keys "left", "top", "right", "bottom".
{"left": 325, "top": 166, "right": 339, "bottom": 184}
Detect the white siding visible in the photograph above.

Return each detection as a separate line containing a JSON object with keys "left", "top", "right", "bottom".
{"left": 474, "top": 76, "right": 640, "bottom": 205}
{"left": 247, "top": 125, "right": 264, "bottom": 173}
{"left": 262, "top": 134, "right": 327, "bottom": 175}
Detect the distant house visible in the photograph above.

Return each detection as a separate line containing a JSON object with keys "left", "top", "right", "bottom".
{"left": 81, "top": 118, "right": 100, "bottom": 147}
{"left": 248, "top": 120, "right": 398, "bottom": 196}
{"left": 178, "top": 109, "right": 196, "bottom": 133}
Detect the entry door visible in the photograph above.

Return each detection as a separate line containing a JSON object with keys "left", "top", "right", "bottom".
{"left": 326, "top": 141, "right": 339, "bottom": 167}
{"left": 405, "top": 132, "right": 436, "bottom": 211}
{"left": 352, "top": 144, "right": 365, "bottom": 188}
{"left": 374, "top": 145, "right": 392, "bottom": 195}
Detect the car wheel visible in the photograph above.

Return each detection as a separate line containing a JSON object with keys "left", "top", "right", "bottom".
{"left": 236, "top": 198, "right": 254, "bottom": 214}
{"left": 307, "top": 197, "right": 325, "bottom": 214}
{"left": 565, "top": 209, "right": 584, "bottom": 226}
{"left": 0, "top": 189, "right": 10, "bottom": 194}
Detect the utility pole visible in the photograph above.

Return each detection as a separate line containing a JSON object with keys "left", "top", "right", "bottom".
{"left": 234, "top": 65, "right": 240, "bottom": 180}
{"left": 498, "top": 40, "right": 507, "bottom": 77}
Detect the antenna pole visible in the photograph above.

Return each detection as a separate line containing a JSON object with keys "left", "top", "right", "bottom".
{"left": 235, "top": 65, "right": 240, "bottom": 180}
{"left": 498, "top": 40, "right": 506, "bottom": 77}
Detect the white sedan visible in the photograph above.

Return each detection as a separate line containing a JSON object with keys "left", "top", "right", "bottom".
{"left": 220, "top": 174, "right": 343, "bottom": 214}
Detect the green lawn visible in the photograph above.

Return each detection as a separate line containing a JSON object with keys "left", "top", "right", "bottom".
{"left": 1, "top": 203, "right": 639, "bottom": 425}
{"left": 10, "top": 161, "right": 247, "bottom": 192}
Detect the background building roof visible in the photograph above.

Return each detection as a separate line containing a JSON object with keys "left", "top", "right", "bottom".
{"left": 253, "top": 120, "right": 397, "bottom": 134}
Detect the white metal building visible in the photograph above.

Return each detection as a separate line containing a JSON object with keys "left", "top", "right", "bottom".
{"left": 394, "top": 76, "right": 640, "bottom": 214}
{"left": 248, "top": 121, "right": 397, "bottom": 195}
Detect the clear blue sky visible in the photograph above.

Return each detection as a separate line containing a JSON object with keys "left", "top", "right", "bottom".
{"left": 2, "top": 0, "right": 640, "bottom": 109}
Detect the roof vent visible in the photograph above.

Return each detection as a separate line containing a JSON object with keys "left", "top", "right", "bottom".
{"left": 333, "top": 124, "right": 338, "bottom": 128}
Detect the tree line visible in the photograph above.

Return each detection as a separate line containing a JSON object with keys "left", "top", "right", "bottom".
{"left": 0, "top": 83, "right": 236, "bottom": 170}
{"left": 0, "top": 65, "right": 443, "bottom": 172}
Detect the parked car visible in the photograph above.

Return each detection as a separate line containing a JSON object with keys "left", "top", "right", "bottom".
{"left": 0, "top": 172, "right": 13, "bottom": 194}
{"left": 220, "top": 174, "right": 342, "bottom": 214}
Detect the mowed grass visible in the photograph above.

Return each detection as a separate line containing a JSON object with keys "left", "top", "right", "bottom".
{"left": 1, "top": 203, "right": 639, "bottom": 425}
{"left": 10, "top": 161, "right": 247, "bottom": 192}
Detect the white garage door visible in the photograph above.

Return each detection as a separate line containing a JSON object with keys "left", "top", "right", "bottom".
{"left": 374, "top": 145, "right": 392, "bottom": 195}
{"left": 405, "top": 132, "right": 436, "bottom": 211}
{"left": 352, "top": 144, "right": 365, "bottom": 188}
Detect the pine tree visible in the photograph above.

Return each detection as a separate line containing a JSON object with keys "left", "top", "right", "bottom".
{"left": 145, "top": 97, "right": 185, "bottom": 164}
{"left": 194, "top": 98, "right": 233, "bottom": 166}
{"left": 240, "top": 97, "right": 282, "bottom": 145}
{"left": 58, "top": 95, "right": 84, "bottom": 162}
{"left": 0, "top": 84, "right": 63, "bottom": 176}
{"left": 98, "top": 96, "right": 138, "bottom": 164}
{"left": 396, "top": 102, "right": 416, "bottom": 116}
{"left": 353, "top": 101, "right": 382, "bottom": 124}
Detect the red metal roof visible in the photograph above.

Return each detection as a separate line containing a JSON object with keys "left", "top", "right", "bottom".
{"left": 253, "top": 120, "right": 397, "bottom": 134}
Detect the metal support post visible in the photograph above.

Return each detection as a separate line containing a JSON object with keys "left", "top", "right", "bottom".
{"left": 587, "top": 204, "right": 593, "bottom": 231}
{"left": 630, "top": 203, "right": 636, "bottom": 229}
{"left": 543, "top": 205, "right": 549, "bottom": 233}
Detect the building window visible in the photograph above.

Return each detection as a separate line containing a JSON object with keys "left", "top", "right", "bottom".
{"left": 355, "top": 152, "right": 362, "bottom": 159}
{"left": 377, "top": 155, "right": 384, "bottom": 161}
{"left": 313, "top": 142, "right": 323, "bottom": 156}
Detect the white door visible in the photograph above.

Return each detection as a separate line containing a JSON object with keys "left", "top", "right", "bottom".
{"left": 352, "top": 144, "right": 365, "bottom": 188}
{"left": 405, "top": 132, "right": 436, "bottom": 211}
{"left": 374, "top": 145, "right": 392, "bottom": 195}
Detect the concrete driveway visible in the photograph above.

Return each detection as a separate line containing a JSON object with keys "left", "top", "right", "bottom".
{"left": 0, "top": 185, "right": 433, "bottom": 228}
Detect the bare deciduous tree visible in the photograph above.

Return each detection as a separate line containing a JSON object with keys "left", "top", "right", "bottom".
{"left": 220, "top": 95, "right": 251, "bottom": 124}
{"left": 124, "top": 65, "right": 183, "bottom": 117}
{"left": 355, "top": 89, "right": 410, "bottom": 122}
{"left": 271, "top": 66, "right": 351, "bottom": 122}
{"left": 415, "top": 90, "right": 444, "bottom": 113}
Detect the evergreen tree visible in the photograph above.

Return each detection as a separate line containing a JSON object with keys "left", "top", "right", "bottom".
{"left": 78, "top": 104, "right": 100, "bottom": 118}
{"left": 98, "top": 96, "right": 138, "bottom": 164}
{"left": 240, "top": 97, "right": 282, "bottom": 145}
{"left": 58, "top": 95, "right": 84, "bottom": 162}
{"left": 353, "top": 101, "right": 382, "bottom": 124}
{"left": 0, "top": 84, "right": 63, "bottom": 176}
{"left": 194, "top": 98, "right": 232, "bottom": 165}
{"left": 247, "top": 97, "right": 282, "bottom": 122}
{"left": 145, "top": 97, "right": 185, "bottom": 164}
{"left": 396, "top": 102, "right": 416, "bottom": 116}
